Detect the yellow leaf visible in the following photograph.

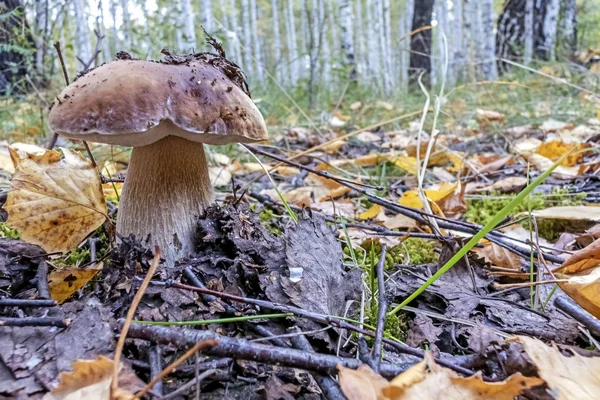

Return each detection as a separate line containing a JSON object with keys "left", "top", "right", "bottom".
{"left": 45, "top": 355, "right": 138, "bottom": 400}
{"left": 102, "top": 182, "right": 122, "bottom": 202}
{"left": 536, "top": 140, "right": 589, "bottom": 167}
{"left": 48, "top": 262, "right": 103, "bottom": 304}
{"left": 446, "top": 152, "right": 466, "bottom": 173}
{"left": 557, "top": 236, "right": 600, "bottom": 274}
{"left": 337, "top": 364, "right": 389, "bottom": 400}
{"left": 359, "top": 204, "right": 383, "bottom": 220}
{"left": 398, "top": 183, "right": 458, "bottom": 209}
{"left": 3, "top": 149, "right": 107, "bottom": 254}
{"left": 559, "top": 268, "right": 600, "bottom": 319}
{"left": 473, "top": 242, "right": 523, "bottom": 270}
{"left": 518, "top": 336, "right": 600, "bottom": 400}
{"left": 393, "top": 156, "right": 418, "bottom": 175}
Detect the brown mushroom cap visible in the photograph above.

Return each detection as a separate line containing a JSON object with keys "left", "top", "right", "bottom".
{"left": 48, "top": 55, "right": 268, "bottom": 147}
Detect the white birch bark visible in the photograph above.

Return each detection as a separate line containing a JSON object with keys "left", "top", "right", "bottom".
{"left": 250, "top": 0, "right": 264, "bottom": 82}
{"left": 285, "top": 0, "right": 299, "bottom": 85}
{"left": 98, "top": 1, "right": 112, "bottom": 62}
{"left": 432, "top": 0, "right": 448, "bottom": 87}
{"left": 33, "top": 0, "right": 47, "bottom": 73}
{"left": 327, "top": 0, "right": 339, "bottom": 61}
{"left": 140, "top": 1, "right": 152, "bottom": 58}
{"left": 449, "top": 0, "right": 463, "bottom": 85}
{"left": 241, "top": 0, "right": 254, "bottom": 77}
{"left": 120, "top": 0, "right": 132, "bottom": 50}
{"left": 543, "top": 0, "right": 560, "bottom": 61}
{"left": 180, "top": 0, "right": 197, "bottom": 52}
{"left": 355, "top": 0, "right": 366, "bottom": 79}
{"left": 523, "top": 0, "right": 534, "bottom": 65}
{"left": 271, "top": 0, "right": 284, "bottom": 81}
{"left": 202, "top": 0, "right": 214, "bottom": 33}
{"left": 479, "top": 0, "right": 498, "bottom": 80}
{"left": 339, "top": 0, "right": 356, "bottom": 81}
{"left": 382, "top": 0, "right": 393, "bottom": 90}
{"left": 300, "top": 0, "right": 309, "bottom": 77}
{"left": 365, "top": 0, "right": 380, "bottom": 80}
{"left": 72, "top": 0, "right": 92, "bottom": 63}
{"left": 109, "top": 0, "right": 119, "bottom": 52}
{"left": 399, "top": 0, "right": 414, "bottom": 89}
{"left": 561, "top": 0, "right": 576, "bottom": 53}
{"left": 319, "top": 0, "right": 331, "bottom": 83}
{"left": 463, "top": 0, "right": 477, "bottom": 81}
{"left": 229, "top": 0, "right": 243, "bottom": 66}
{"left": 310, "top": 0, "right": 320, "bottom": 80}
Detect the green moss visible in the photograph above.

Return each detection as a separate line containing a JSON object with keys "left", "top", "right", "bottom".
{"left": 250, "top": 205, "right": 282, "bottom": 237}
{"left": 345, "top": 238, "right": 439, "bottom": 272}
{"left": 401, "top": 238, "right": 439, "bottom": 265}
{"left": 0, "top": 222, "right": 20, "bottom": 239}
{"left": 465, "top": 188, "right": 586, "bottom": 227}
{"left": 61, "top": 246, "right": 91, "bottom": 267}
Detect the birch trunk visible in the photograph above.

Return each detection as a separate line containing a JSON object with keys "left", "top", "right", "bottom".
{"left": 34, "top": 0, "right": 47, "bottom": 75}
{"left": 140, "top": 1, "right": 152, "bottom": 58}
{"left": 382, "top": 0, "right": 393, "bottom": 90}
{"left": 450, "top": 0, "right": 463, "bottom": 84}
{"left": 120, "top": 0, "right": 132, "bottom": 50}
{"left": 479, "top": 0, "right": 498, "bottom": 80}
{"left": 229, "top": 0, "right": 243, "bottom": 67}
{"left": 560, "top": 0, "right": 577, "bottom": 54}
{"left": 180, "top": 0, "right": 197, "bottom": 52}
{"left": 271, "top": 0, "right": 284, "bottom": 81}
{"left": 241, "top": 0, "right": 254, "bottom": 77}
{"left": 523, "top": 0, "right": 535, "bottom": 64}
{"left": 285, "top": 0, "right": 299, "bottom": 85}
{"left": 202, "top": 0, "right": 214, "bottom": 33}
{"left": 365, "top": 0, "right": 380, "bottom": 80}
{"left": 432, "top": 0, "right": 447, "bottom": 87}
{"left": 72, "top": 0, "right": 92, "bottom": 63}
{"left": 339, "top": 0, "right": 356, "bottom": 81}
{"left": 98, "top": 0, "right": 112, "bottom": 62}
{"left": 543, "top": 0, "right": 560, "bottom": 60}
{"left": 109, "top": 0, "right": 119, "bottom": 52}
{"left": 319, "top": 0, "right": 331, "bottom": 83}
{"left": 355, "top": 0, "right": 366, "bottom": 79}
{"left": 250, "top": 0, "right": 264, "bottom": 82}
{"left": 400, "top": 0, "right": 414, "bottom": 89}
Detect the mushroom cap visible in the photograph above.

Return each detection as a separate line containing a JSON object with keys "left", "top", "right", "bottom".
{"left": 48, "top": 55, "right": 268, "bottom": 147}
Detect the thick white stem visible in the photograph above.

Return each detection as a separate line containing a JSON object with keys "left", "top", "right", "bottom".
{"left": 117, "top": 135, "right": 213, "bottom": 265}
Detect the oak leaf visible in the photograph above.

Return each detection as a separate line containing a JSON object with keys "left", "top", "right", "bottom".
{"left": 3, "top": 149, "right": 107, "bottom": 254}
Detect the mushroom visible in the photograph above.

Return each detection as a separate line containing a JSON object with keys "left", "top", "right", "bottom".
{"left": 48, "top": 54, "right": 267, "bottom": 264}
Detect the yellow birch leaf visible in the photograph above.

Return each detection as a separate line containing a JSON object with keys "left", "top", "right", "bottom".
{"left": 48, "top": 262, "right": 103, "bottom": 304}
{"left": 3, "top": 148, "right": 107, "bottom": 254}
{"left": 398, "top": 183, "right": 458, "bottom": 209}
{"left": 559, "top": 268, "right": 600, "bottom": 319}
{"left": 359, "top": 204, "right": 383, "bottom": 220}
{"left": 393, "top": 156, "right": 418, "bottom": 175}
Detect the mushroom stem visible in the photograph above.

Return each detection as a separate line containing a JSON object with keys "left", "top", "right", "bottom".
{"left": 117, "top": 135, "right": 213, "bottom": 265}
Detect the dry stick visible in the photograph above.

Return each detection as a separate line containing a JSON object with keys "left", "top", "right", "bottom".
{"left": 160, "top": 370, "right": 218, "bottom": 400}
{"left": 134, "top": 339, "right": 219, "bottom": 399}
{"left": 146, "top": 280, "right": 475, "bottom": 376}
{"left": 0, "top": 299, "right": 56, "bottom": 307}
{"left": 148, "top": 345, "right": 163, "bottom": 396}
{"left": 111, "top": 247, "right": 161, "bottom": 395}
{"left": 289, "top": 327, "right": 346, "bottom": 400}
{"left": 125, "top": 322, "right": 413, "bottom": 379}
{"left": 0, "top": 317, "right": 69, "bottom": 327}
{"left": 245, "top": 145, "right": 566, "bottom": 266}
{"left": 35, "top": 260, "right": 51, "bottom": 299}
{"left": 372, "top": 245, "right": 387, "bottom": 373}
{"left": 554, "top": 296, "right": 600, "bottom": 337}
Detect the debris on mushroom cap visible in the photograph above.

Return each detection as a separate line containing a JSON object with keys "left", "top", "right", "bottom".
{"left": 48, "top": 52, "right": 267, "bottom": 147}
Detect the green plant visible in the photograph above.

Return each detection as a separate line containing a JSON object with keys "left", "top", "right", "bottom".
{"left": 0, "top": 222, "right": 19, "bottom": 239}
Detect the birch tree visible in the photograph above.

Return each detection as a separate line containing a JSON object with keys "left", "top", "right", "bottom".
{"left": 180, "top": 0, "right": 197, "bottom": 51}
{"left": 120, "top": 0, "right": 132, "bottom": 50}
{"left": 228, "top": 0, "right": 243, "bottom": 66}
{"left": 109, "top": 0, "right": 119, "bottom": 53}
{"left": 241, "top": 0, "right": 254, "bottom": 77}
{"left": 250, "top": 0, "right": 264, "bottom": 82}
{"left": 523, "top": 0, "right": 534, "bottom": 64}
{"left": 543, "top": 0, "right": 560, "bottom": 60}
{"left": 285, "top": 0, "right": 299, "bottom": 85}
{"left": 560, "top": 0, "right": 577, "bottom": 54}
{"left": 432, "top": 0, "right": 448, "bottom": 87}
{"left": 366, "top": 0, "right": 380, "bottom": 80}
{"left": 399, "top": 0, "right": 414, "bottom": 89}
{"left": 449, "top": 0, "right": 463, "bottom": 85}
{"left": 479, "top": 0, "right": 498, "bottom": 80}
{"left": 318, "top": 0, "right": 331, "bottom": 83}
{"left": 203, "top": 0, "right": 214, "bottom": 33}
{"left": 72, "top": 0, "right": 92, "bottom": 64}
{"left": 410, "top": 0, "right": 434, "bottom": 77}
{"left": 382, "top": 0, "right": 393, "bottom": 90}
{"left": 355, "top": 0, "right": 366, "bottom": 79}
{"left": 271, "top": 0, "right": 284, "bottom": 81}
{"left": 339, "top": 0, "right": 356, "bottom": 81}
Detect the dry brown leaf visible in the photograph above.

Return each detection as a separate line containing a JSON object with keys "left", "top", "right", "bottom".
{"left": 559, "top": 268, "right": 600, "bottom": 319}
{"left": 3, "top": 149, "right": 107, "bottom": 254}
{"left": 273, "top": 166, "right": 301, "bottom": 176}
{"left": 43, "top": 355, "right": 135, "bottom": 400}
{"left": 472, "top": 177, "right": 528, "bottom": 193}
{"left": 476, "top": 109, "right": 505, "bottom": 126}
{"left": 539, "top": 119, "right": 574, "bottom": 133}
{"left": 48, "top": 262, "right": 103, "bottom": 304}
{"left": 518, "top": 335, "right": 600, "bottom": 400}
{"left": 473, "top": 241, "right": 523, "bottom": 270}
{"left": 337, "top": 364, "right": 389, "bottom": 400}
{"left": 209, "top": 166, "right": 232, "bottom": 187}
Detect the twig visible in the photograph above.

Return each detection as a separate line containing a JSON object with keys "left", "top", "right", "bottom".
{"left": 135, "top": 339, "right": 219, "bottom": 399}
{"left": 125, "top": 322, "right": 413, "bottom": 379}
{"left": 289, "top": 327, "right": 346, "bottom": 400}
{"left": 555, "top": 296, "right": 600, "bottom": 337}
{"left": 372, "top": 245, "right": 387, "bottom": 373}
{"left": 77, "top": 29, "right": 105, "bottom": 72}
{"left": 160, "top": 370, "right": 218, "bottom": 400}
{"left": 145, "top": 279, "right": 476, "bottom": 376}
{"left": 35, "top": 260, "right": 51, "bottom": 299}
{"left": 112, "top": 247, "right": 161, "bottom": 395}
{"left": 53, "top": 42, "right": 69, "bottom": 86}
{"left": 0, "top": 299, "right": 56, "bottom": 307}
{"left": 0, "top": 317, "right": 69, "bottom": 327}
{"left": 357, "top": 336, "right": 376, "bottom": 370}
{"left": 148, "top": 345, "right": 163, "bottom": 396}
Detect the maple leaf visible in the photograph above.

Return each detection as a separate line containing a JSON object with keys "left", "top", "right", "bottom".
{"left": 3, "top": 149, "right": 107, "bottom": 254}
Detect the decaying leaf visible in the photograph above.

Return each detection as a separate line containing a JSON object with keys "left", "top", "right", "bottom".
{"left": 43, "top": 355, "right": 136, "bottom": 400}
{"left": 359, "top": 204, "right": 383, "bottom": 220}
{"left": 473, "top": 241, "right": 523, "bottom": 270}
{"left": 337, "top": 352, "right": 542, "bottom": 400}
{"left": 535, "top": 140, "right": 589, "bottom": 167}
{"left": 399, "top": 182, "right": 466, "bottom": 218}
{"left": 48, "top": 262, "right": 103, "bottom": 304}
{"left": 559, "top": 268, "right": 600, "bottom": 319}
{"left": 518, "top": 336, "right": 600, "bottom": 400}
{"left": 470, "top": 177, "right": 528, "bottom": 193}
{"left": 3, "top": 149, "right": 107, "bottom": 254}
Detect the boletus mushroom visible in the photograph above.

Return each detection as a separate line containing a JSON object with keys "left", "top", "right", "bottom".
{"left": 48, "top": 53, "right": 267, "bottom": 264}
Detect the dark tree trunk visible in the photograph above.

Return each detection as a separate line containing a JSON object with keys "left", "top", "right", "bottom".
{"left": 496, "top": 0, "right": 550, "bottom": 71}
{"left": 0, "top": 0, "right": 35, "bottom": 95}
{"left": 409, "top": 0, "right": 434, "bottom": 77}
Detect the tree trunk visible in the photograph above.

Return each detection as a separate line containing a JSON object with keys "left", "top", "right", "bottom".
{"left": 98, "top": 0, "right": 113, "bottom": 62}
{"left": 543, "top": 0, "right": 560, "bottom": 60}
{"left": 479, "top": 0, "right": 498, "bottom": 80}
{"left": 560, "top": 0, "right": 577, "bottom": 55}
{"left": 319, "top": 0, "right": 331, "bottom": 83}
{"left": 432, "top": 0, "right": 447, "bottom": 86}
{"left": 449, "top": 0, "right": 463, "bottom": 84}
{"left": 120, "top": 0, "right": 132, "bottom": 50}
{"left": 339, "top": 0, "right": 356, "bottom": 81}
{"left": 250, "top": 0, "right": 264, "bottom": 82}
{"left": 241, "top": 0, "right": 254, "bottom": 77}
{"left": 72, "top": 0, "right": 92, "bottom": 64}
{"left": 181, "top": 0, "right": 197, "bottom": 52}
{"left": 109, "top": 0, "right": 119, "bottom": 52}
{"left": 0, "top": 0, "right": 34, "bottom": 94}
{"left": 202, "top": 0, "right": 214, "bottom": 33}
{"left": 33, "top": 0, "right": 48, "bottom": 78}
{"left": 365, "top": 0, "right": 380, "bottom": 80}
{"left": 229, "top": 0, "right": 243, "bottom": 66}
{"left": 285, "top": 0, "right": 299, "bottom": 85}
{"left": 523, "top": 0, "right": 534, "bottom": 64}
{"left": 272, "top": 0, "right": 284, "bottom": 81}
{"left": 399, "top": 0, "right": 414, "bottom": 89}
{"left": 410, "top": 0, "right": 434, "bottom": 77}
{"left": 355, "top": 0, "right": 366, "bottom": 79}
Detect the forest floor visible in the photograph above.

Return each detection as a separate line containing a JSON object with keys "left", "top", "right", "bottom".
{"left": 1, "top": 61, "right": 600, "bottom": 399}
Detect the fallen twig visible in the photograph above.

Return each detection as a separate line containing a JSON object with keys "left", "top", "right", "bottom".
{"left": 0, "top": 298, "right": 56, "bottom": 307}
{"left": 0, "top": 317, "right": 69, "bottom": 327}
{"left": 35, "top": 260, "right": 51, "bottom": 299}
{"left": 555, "top": 296, "right": 600, "bottom": 337}
{"left": 148, "top": 345, "right": 163, "bottom": 396}
{"left": 372, "top": 245, "right": 387, "bottom": 373}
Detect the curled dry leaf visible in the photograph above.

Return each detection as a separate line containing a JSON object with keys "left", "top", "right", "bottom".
{"left": 3, "top": 149, "right": 107, "bottom": 254}
{"left": 48, "top": 262, "right": 103, "bottom": 304}
{"left": 518, "top": 336, "right": 600, "bottom": 400}
{"left": 473, "top": 240, "right": 523, "bottom": 270}
{"left": 337, "top": 352, "right": 542, "bottom": 400}
{"left": 43, "top": 355, "right": 136, "bottom": 400}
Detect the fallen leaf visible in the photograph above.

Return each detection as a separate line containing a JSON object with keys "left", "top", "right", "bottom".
{"left": 3, "top": 149, "right": 107, "bottom": 254}
{"left": 209, "top": 167, "right": 232, "bottom": 186}
{"left": 350, "top": 101, "right": 363, "bottom": 111}
{"left": 399, "top": 183, "right": 465, "bottom": 218}
{"left": 540, "top": 119, "right": 574, "bottom": 133}
{"left": 43, "top": 355, "right": 137, "bottom": 400}
{"left": 559, "top": 267, "right": 600, "bottom": 319}
{"left": 471, "top": 177, "right": 528, "bottom": 193}
{"left": 359, "top": 204, "right": 383, "bottom": 220}
{"left": 393, "top": 156, "right": 418, "bottom": 175}
{"left": 476, "top": 109, "right": 505, "bottom": 125}
{"left": 473, "top": 241, "right": 523, "bottom": 270}
{"left": 48, "top": 262, "right": 103, "bottom": 304}
{"left": 338, "top": 364, "right": 389, "bottom": 400}
{"left": 536, "top": 140, "right": 589, "bottom": 167}
{"left": 273, "top": 166, "right": 301, "bottom": 176}
{"left": 518, "top": 336, "right": 600, "bottom": 400}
